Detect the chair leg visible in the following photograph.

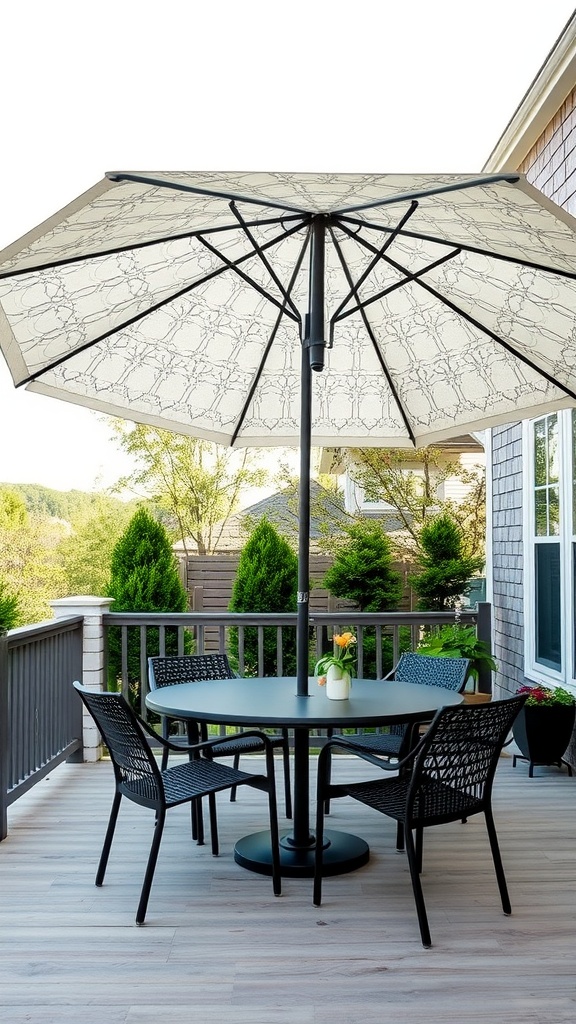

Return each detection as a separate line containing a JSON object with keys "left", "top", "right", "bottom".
{"left": 396, "top": 820, "right": 405, "bottom": 851}
{"left": 208, "top": 793, "right": 219, "bottom": 855}
{"left": 281, "top": 729, "right": 292, "bottom": 819}
{"left": 136, "top": 808, "right": 166, "bottom": 925}
{"left": 96, "top": 791, "right": 121, "bottom": 886}
{"left": 267, "top": 776, "right": 282, "bottom": 897}
{"left": 230, "top": 753, "right": 240, "bottom": 803}
{"left": 404, "top": 824, "right": 432, "bottom": 948}
{"left": 160, "top": 717, "right": 170, "bottom": 772}
{"left": 415, "top": 826, "right": 423, "bottom": 874}
{"left": 484, "top": 807, "right": 511, "bottom": 915}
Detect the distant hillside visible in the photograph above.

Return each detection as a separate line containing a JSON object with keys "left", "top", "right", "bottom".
{"left": 0, "top": 482, "right": 137, "bottom": 521}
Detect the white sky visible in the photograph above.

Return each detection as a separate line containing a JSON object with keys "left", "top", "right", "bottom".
{"left": 1, "top": 0, "right": 575, "bottom": 492}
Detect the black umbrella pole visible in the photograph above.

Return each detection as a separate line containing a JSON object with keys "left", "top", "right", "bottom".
{"left": 296, "top": 340, "right": 312, "bottom": 698}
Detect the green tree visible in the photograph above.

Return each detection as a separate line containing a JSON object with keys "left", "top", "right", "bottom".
{"left": 323, "top": 521, "right": 402, "bottom": 612}
{"left": 348, "top": 446, "right": 486, "bottom": 561}
{"left": 0, "top": 576, "right": 20, "bottom": 631}
{"left": 410, "top": 514, "right": 484, "bottom": 611}
{"left": 228, "top": 518, "right": 298, "bottom": 675}
{"left": 322, "top": 521, "right": 404, "bottom": 678}
{"left": 106, "top": 507, "right": 190, "bottom": 697}
{"left": 110, "top": 422, "right": 268, "bottom": 554}
{"left": 0, "top": 486, "right": 68, "bottom": 624}
{"left": 58, "top": 494, "right": 137, "bottom": 596}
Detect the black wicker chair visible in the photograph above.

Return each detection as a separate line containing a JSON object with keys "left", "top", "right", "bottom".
{"left": 74, "top": 681, "right": 281, "bottom": 925}
{"left": 148, "top": 654, "right": 292, "bottom": 818}
{"left": 345, "top": 653, "right": 471, "bottom": 759}
{"left": 314, "top": 695, "right": 527, "bottom": 948}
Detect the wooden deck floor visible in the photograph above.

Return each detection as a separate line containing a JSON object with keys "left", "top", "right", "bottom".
{"left": 0, "top": 750, "right": 575, "bottom": 1024}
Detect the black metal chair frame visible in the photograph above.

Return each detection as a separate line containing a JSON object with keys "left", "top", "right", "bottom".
{"left": 148, "top": 654, "right": 292, "bottom": 819}
{"left": 314, "top": 695, "right": 527, "bottom": 948}
{"left": 74, "top": 681, "right": 281, "bottom": 925}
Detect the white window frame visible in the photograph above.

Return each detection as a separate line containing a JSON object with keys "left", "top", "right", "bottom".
{"left": 522, "top": 411, "right": 575, "bottom": 688}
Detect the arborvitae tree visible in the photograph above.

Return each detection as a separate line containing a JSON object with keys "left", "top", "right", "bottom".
{"left": 323, "top": 521, "right": 402, "bottom": 612}
{"left": 322, "top": 521, "right": 404, "bottom": 677}
{"left": 106, "top": 507, "right": 190, "bottom": 701}
{"left": 0, "top": 576, "right": 20, "bottom": 631}
{"left": 409, "top": 514, "right": 484, "bottom": 611}
{"left": 228, "top": 518, "right": 298, "bottom": 675}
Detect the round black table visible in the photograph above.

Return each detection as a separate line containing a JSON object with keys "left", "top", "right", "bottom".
{"left": 146, "top": 676, "right": 463, "bottom": 878}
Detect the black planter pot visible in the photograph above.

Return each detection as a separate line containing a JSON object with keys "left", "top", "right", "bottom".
{"left": 512, "top": 703, "right": 575, "bottom": 777}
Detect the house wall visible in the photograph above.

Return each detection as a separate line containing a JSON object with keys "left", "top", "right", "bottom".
{"left": 517, "top": 85, "right": 576, "bottom": 208}
{"left": 491, "top": 423, "right": 525, "bottom": 699}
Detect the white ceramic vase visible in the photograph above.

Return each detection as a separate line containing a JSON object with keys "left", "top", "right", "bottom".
{"left": 326, "top": 664, "right": 351, "bottom": 700}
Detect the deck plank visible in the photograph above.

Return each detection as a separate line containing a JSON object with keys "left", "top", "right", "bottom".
{"left": 0, "top": 751, "right": 575, "bottom": 1023}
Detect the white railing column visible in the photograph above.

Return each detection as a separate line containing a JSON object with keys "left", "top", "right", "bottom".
{"left": 50, "top": 596, "right": 114, "bottom": 762}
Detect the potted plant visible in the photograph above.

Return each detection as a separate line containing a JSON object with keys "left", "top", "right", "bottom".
{"left": 512, "top": 684, "right": 575, "bottom": 777}
{"left": 417, "top": 622, "right": 496, "bottom": 688}
{"left": 315, "top": 631, "right": 357, "bottom": 700}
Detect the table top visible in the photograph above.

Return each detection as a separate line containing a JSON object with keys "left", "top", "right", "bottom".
{"left": 145, "top": 676, "right": 463, "bottom": 729}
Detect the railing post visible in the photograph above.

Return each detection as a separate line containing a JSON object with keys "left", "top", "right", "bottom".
{"left": 0, "top": 631, "right": 8, "bottom": 840}
{"left": 476, "top": 602, "right": 493, "bottom": 694}
{"left": 50, "top": 596, "right": 114, "bottom": 762}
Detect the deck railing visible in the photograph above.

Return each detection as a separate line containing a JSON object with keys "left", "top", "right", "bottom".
{"left": 1, "top": 604, "right": 490, "bottom": 839}
{"left": 0, "top": 618, "right": 84, "bottom": 839}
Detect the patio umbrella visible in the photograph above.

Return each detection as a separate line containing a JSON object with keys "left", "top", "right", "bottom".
{"left": 2, "top": 170, "right": 576, "bottom": 698}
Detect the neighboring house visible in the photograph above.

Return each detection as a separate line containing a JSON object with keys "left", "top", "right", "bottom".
{"left": 320, "top": 435, "right": 485, "bottom": 540}
{"left": 483, "top": 12, "right": 576, "bottom": 730}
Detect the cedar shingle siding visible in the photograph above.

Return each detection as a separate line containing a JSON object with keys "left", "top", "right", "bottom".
{"left": 491, "top": 423, "right": 524, "bottom": 698}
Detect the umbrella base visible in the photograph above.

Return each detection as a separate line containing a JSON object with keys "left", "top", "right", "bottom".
{"left": 234, "top": 828, "right": 369, "bottom": 878}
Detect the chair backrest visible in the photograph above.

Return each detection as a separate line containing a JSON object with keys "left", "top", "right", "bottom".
{"left": 148, "top": 653, "right": 235, "bottom": 690}
{"left": 73, "top": 682, "right": 163, "bottom": 806}
{"left": 408, "top": 695, "right": 527, "bottom": 819}
{"left": 394, "top": 652, "right": 470, "bottom": 692}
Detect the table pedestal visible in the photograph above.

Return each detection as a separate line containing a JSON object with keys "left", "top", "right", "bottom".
{"left": 234, "top": 828, "right": 369, "bottom": 879}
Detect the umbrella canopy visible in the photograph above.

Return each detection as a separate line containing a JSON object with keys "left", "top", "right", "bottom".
{"left": 2, "top": 171, "right": 576, "bottom": 449}
{"left": 2, "top": 170, "right": 576, "bottom": 697}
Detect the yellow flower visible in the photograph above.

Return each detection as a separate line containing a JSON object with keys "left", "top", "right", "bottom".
{"left": 333, "top": 632, "right": 356, "bottom": 648}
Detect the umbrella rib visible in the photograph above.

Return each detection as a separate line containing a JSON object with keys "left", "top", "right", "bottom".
{"left": 196, "top": 235, "right": 301, "bottom": 323}
{"left": 333, "top": 174, "right": 520, "bottom": 216}
{"left": 106, "top": 172, "right": 311, "bottom": 215}
{"left": 330, "top": 202, "right": 419, "bottom": 322}
{"left": 327, "top": 223, "right": 417, "bottom": 445}
{"left": 330, "top": 241, "right": 461, "bottom": 325}
{"left": 338, "top": 214, "right": 576, "bottom": 282}
{"left": 0, "top": 213, "right": 307, "bottom": 281}
{"left": 230, "top": 232, "right": 311, "bottom": 445}
{"left": 381, "top": 248, "right": 576, "bottom": 402}
{"left": 228, "top": 200, "right": 305, "bottom": 320}
{"left": 17, "top": 221, "right": 307, "bottom": 387}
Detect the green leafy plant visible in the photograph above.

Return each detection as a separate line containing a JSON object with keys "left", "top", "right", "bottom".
{"left": 517, "top": 684, "right": 575, "bottom": 707}
{"left": 417, "top": 623, "right": 496, "bottom": 685}
{"left": 0, "top": 577, "right": 20, "bottom": 632}
{"left": 410, "top": 514, "right": 484, "bottom": 610}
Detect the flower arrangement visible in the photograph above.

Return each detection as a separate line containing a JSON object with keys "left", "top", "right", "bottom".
{"left": 315, "top": 631, "right": 357, "bottom": 686}
{"left": 516, "top": 684, "right": 575, "bottom": 707}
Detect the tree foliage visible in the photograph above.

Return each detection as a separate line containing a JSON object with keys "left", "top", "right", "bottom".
{"left": 322, "top": 521, "right": 402, "bottom": 612}
{"left": 110, "top": 422, "right": 269, "bottom": 554}
{"left": 0, "top": 576, "right": 20, "bottom": 631}
{"left": 57, "top": 494, "right": 137, "bottom": 596}
{"left": 106, "top": 507, "right": 190, "bottom": 693}
{"left": 228, "top": 518, "right": 298, "bottom": 675}
{"left": 409, "top": 514, "right": 484, "bottom": 610}
{"left": 348, "top": 446, "right": 486, "bottom": 561}
{"left": 0, "top": 486, "right": 69, "bottom": 624}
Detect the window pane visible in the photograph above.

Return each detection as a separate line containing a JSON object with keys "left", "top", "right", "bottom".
{"left": 535, "top": 489, "right": 548, "bottom": 536}
{"left": 534, "top": 419, "right": 546, "bottom": 486}
{"left": 535, "top": 544, "right": 561, "bottom": 671}
{"left": 549, "top": 486, "right": 560, "bottom": 536}
{"left": 548, "top": 414, "right": 559, "bottom": 483}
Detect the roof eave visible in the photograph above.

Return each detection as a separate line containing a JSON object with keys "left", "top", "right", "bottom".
{"left": 483, "top": 13, "right": 576, "bottom": 172}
